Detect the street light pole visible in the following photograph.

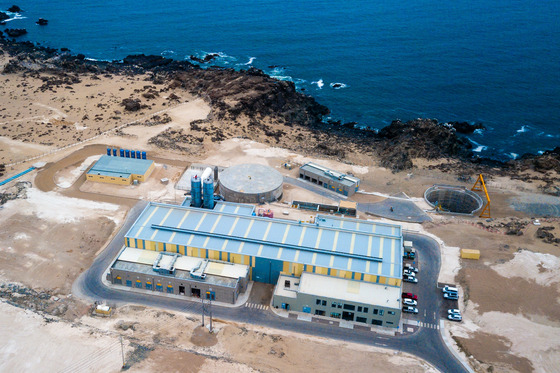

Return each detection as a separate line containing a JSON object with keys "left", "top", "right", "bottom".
{"left": 201, "top": 295, "right": 205, "bottom": 327}
{"left": 209, "top": 287, "right": 213, "bottom": 333}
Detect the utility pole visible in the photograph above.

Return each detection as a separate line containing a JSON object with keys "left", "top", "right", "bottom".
{"left": 120, "top": 335, "right": 125, "bottom": 368}
{"left": 207, "top": 288, "right": 213, "bottom": 333}
{"left": 201, "top": 295, "right": 205, "bottom": 327}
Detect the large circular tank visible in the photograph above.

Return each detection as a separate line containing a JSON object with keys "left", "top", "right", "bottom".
{"left": 424, "top": 185, "right": 484, "bottom": 215}
{"left": 219, "top": 164, "right": 283, "bottom": 203}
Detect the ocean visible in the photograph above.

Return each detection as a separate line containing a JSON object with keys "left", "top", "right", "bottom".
{"left": 3, "top": 0, "right": 559, "bottom": 159}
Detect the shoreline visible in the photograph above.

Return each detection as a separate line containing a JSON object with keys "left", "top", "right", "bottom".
{"left": 0, "top": 36, "right": 559, "bottom": 194}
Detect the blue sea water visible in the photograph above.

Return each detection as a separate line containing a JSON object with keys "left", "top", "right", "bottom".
{"left": 3, "top": 0, "right": 560, "bottom": 159}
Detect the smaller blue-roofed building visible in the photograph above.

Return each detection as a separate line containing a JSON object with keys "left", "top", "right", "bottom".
{"left": 87, "top": 155, "right": 155, "bottom": 185}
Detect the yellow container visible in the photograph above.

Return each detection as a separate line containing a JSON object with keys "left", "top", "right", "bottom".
{"left": 461, "top": 249, "right": 480, "bottom": 260}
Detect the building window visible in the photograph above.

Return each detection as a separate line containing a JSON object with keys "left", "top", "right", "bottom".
{"left": 363, "top": 307, "right": 369, "bottom": 313}
{"left": 386, "top": 322, "right": 394, "bottom": 325}
{"left": 156, "top": 283, "right": 163, "bottom": 292}
{"left": 135, "top": 281, "right": 142, "bottom": 288}
{"left": 321, "top": 300, "right": 327, "bottom": 306}
{"left": 125, "top": 280, "right": 132, "bottom": 287}
{"left": 316, "top": 299, "right": 322, "bottom": 305}
{"left": 379, "top": 310, "right": 384, "bottom": 316}
{"left": 373, "top": 308, "right": 378, "bottom": 315}
{"left": 388, "top": 311, "right": 395, "bottom": 315}
{"left": 315, "top": 310, "right": 325, "bottom": 316}
{"left": 330, "top": 313, "right": 341, "bottom": 319}
{"left": 371, "top": 319, "right": 382, "bottom": 326}
{"left": 146, "top": 282, "right": 152, "bottom": 290}
{"left": 284, "top": 280, "right": 291, "bottom": 288}
{"left": 343, "top": 304, "right": 355, "bottom": 311}
{"left": 331, "top": 302, "right": 337, "bottom": 308}
{"left": 338, "top": 304, "right": 342, "bottom": 309}
{"left": 357, "top": 306, "right": 363, "bottom": 312}
{"left": 356, "top": 317, "right": 367, "bottom": 323}
{"left": 167, "top": 286, "right": 173, "bottom": 294}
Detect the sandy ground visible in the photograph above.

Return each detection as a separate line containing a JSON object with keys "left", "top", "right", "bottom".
{"left": 1, "top": 59, "right": 560, "bottom": 372}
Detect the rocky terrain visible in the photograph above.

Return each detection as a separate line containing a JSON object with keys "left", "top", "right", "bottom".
{"left": 1, "top": 36, "right": 559, "bottom": 190}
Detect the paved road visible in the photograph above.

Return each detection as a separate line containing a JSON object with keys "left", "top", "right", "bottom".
{"left": 284, "top": 176, "right": 431, "bottom": 223}
{"left": 73, "top": 201, "right": 467, "bottom": 373}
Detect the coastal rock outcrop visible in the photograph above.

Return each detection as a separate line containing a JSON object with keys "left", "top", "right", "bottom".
{"left": 375, "top": 118, "right": 473, "bottom": 171}
{"left": 36, "top": 18, "right": 48, "bottom": 26}
{"left": 7, "top": 5, "right": 21, "bottom": 13}
{"left": 5, "top": 28, "right": 27, "bottom": 38}
{"left": 0, "top": 12, "right": 10, "bottom": 21}
{"left": 447, "top": 121, "right": 485, "bottom": 134}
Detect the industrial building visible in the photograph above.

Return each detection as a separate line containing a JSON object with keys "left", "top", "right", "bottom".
{"left": 219, "top": 163, "right": 283, "bottom": 203}
{"left": 273, "top": 273, "right": 401, "bottom": 326}
{"left": 117, "top": 198, "right": 404, "bottom": 326}
{"left": 107, "top": 247, "right": 249, "bottom": 303}
{"left": 87, "top": 154, "right": 155, "bottom": 185}
{"left": 299, "top": 162, "right": 360, "bottom": 196}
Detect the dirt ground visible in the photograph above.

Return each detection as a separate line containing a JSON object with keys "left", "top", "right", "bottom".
{"left": 1, "top": 58, "right": 560, "bottom": 372}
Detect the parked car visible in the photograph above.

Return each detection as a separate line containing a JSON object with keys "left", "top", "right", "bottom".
{"left": 403, "top": 269, "right": 416, "bottom": 277}
{"left": 448, "top": 309, "right": 461, "bottom": 315}
{"left": 442, "top": 285, "right": 458, "bottom": 294}
{"left": 404, "top": 251, "right": 416, "bottom": 260}
{"left": 403, "top": 275, "right": 418, "bottom": 283}
{"left": 443, "top": 292, "right": 459, "bottom": 300}
{"left": 447, "top": 313, "right": 462, "bottom": 321}
{"left": 403, "top": 298, "right": 417, "bottom": 306}
{"left": 404, "top": 264, "right": 419, "bottom": 273}
{"left": 402, "top": 292, "right": 418, "bottom": 300}
{"left": 402, "top": 306, "right": 418, "bottom": 314}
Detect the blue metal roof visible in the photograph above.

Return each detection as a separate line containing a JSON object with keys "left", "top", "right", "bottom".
{"left": 315, "top": 214, "right": 402, "bottom": 237}
{"left": 126, "top": 202, "right": 403, "bottom": 280}
{"left": 87, "top": 155, "right": 153, "bottom": 177}
{"left": 181, "top": 197, "right": 255, "bottom": 216}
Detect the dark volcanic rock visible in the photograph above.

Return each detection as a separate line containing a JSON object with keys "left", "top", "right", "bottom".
{"left": 36, "top": 18, "right": 48, "bottom": 26}
{"left": 122, "top": 54, "right": 173, "bottom": 69}
{"left": 0, "top": 12, "right": 9, "bottom": 21}
{"left": 121, "top": 98, "right": 142, "bottom": 112}
{"left": 375, "top": 118, "right": 473, "bottom": 172}
{"left": 5, "top": 28, "right": 27, "bottom": 38}
{"left": 448, "top": 121, "right": 485, "bottom": 134}
{"left": 190, "top": 53, "right": 218, "bottom": 63}
{"left": 7, "top": 5, "right": 21, "bottom": 12}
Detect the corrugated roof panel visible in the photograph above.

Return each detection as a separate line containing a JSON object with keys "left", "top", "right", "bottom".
{"left": 242, "top": 242, "right": 260, "bottom": 256}
{"left": 351, "top": 258, "right": 367, "bottom": 273}
{"left": 260, "top": 245, "right": 279, "bottom": 258}
{"left": 126, "top": 203, "right": 404, "bottom": 280}
{"left": 266, "top": 225, "right": 286, "bottom": 242}
{"left": 164, "top": 209, "right": 184, "bottom": 228}
{"left": 318, "top": 229, "right": 335, "bottom": 250}
{"left": 283, "top": 225, "right": 304, "bottom": 246}
{"left": 314, "top": 253, "right": 331, "bottom": 267}
{"left": 298, "top": 250, "right": 314, "bottom": 264}
{"left": 335, "top": 231, "right": 353, "bottom": 254}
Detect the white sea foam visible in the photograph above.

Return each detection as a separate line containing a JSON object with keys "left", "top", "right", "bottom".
{"left": 510, "top": 153, "right": 518, "bottom": 159}
{"left": 239, "top": 57, "right": 256, "bottom": 65}
{"left": 516, "top": 125, "right": 529, "bottom": 133}
{"left": 330, "top": 82, "right": 347, "bottom": 89}
{"left": 469, "top": 139, "right": 487, "bottom": 152}
{"left": 161, "top": 50, "right": 175, "bottom": 57}
{"left": 473, "top": 128, "right": 484, "bottom": 135}
{"left": 312, "top": 79, "right": 324, "bottom": 89}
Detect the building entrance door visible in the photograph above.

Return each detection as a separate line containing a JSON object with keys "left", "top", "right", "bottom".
{"left": 179, "top": 286, "right": 185, "bottom": 295}
{"left": 342, "top": 311, "right": 354, "bottom": 321}
{"left": 191, "top": 288, "right": 201, "bottom": 297}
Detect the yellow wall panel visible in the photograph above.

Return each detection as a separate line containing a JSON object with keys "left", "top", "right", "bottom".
{"left": 129, "top": 239, "right": 136, "bottom": 248}
{"left": 157, "top": 242, "right": 164, "bottom": 252}
{"left": 330, "top": 269, "right": 338, "bottom": 277}
{"left": 378, "top": 276, "right": 387, "bottom": 284}
{"left": 387, "top": 278, "right": 398, "bottom": 286}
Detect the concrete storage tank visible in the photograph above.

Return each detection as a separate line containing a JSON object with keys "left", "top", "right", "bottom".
{"left": 203, "top": 177, "right": 215, "bottom": 209}
{"left": 219, "top": 164, "right": 283, "bottom": 203}
{"left": 424, "top": 185, "right": 483, "bottom": 215}
{"left": 191, "top": 175, "right": 202, "bottom": 207}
